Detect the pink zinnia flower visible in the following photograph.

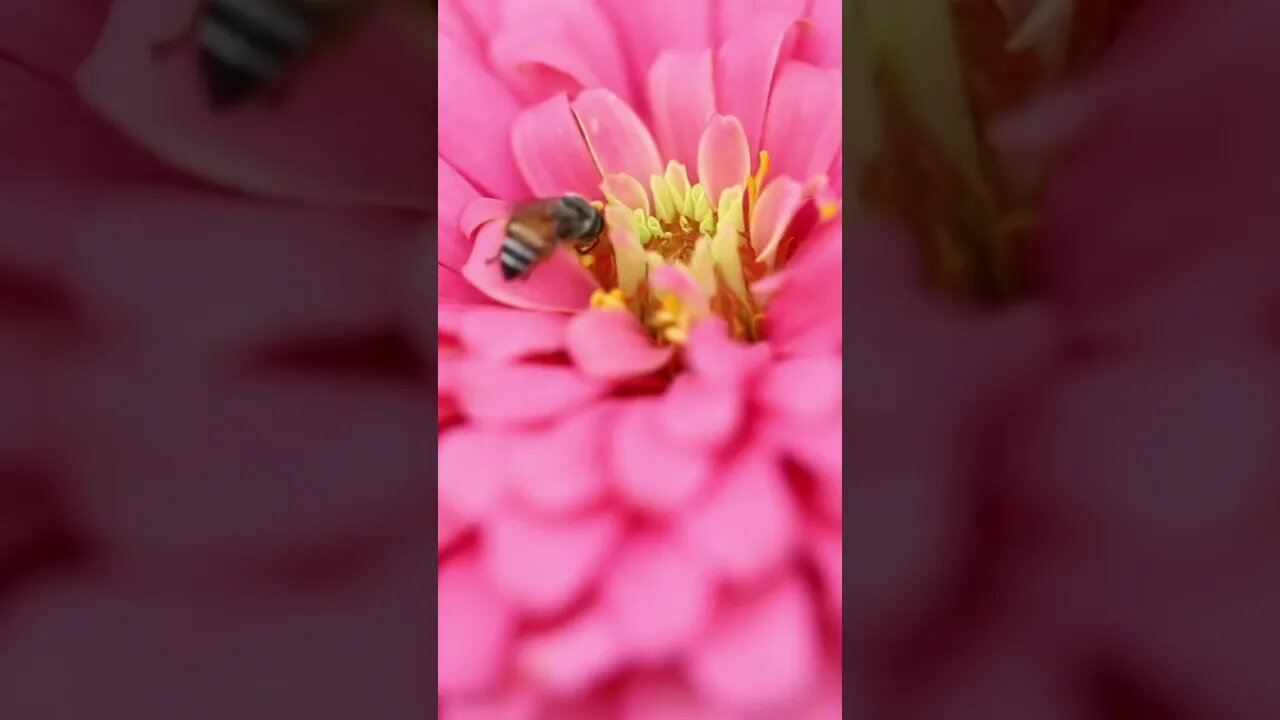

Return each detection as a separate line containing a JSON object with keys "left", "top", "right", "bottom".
{"left": 437, "top": 0, "right": 842, "bottom": 716}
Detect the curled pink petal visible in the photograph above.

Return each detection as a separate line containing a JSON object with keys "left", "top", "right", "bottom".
{"left": 453, "top": 359, "right": 605, "bottom": 426}
{"left": 760, "top": 61, "right": 842, "bottom": 185}
{"left": 507, "top": 403, "right": 616, "bottom": 514}
{"left": 566, "top": 310, "right": 674, "bottom": 380}
{"left": 440, "top": 556, "right": 516, "bottom": 694}
{"left": 797, "top": 0, "right": 842, "bottom": 67}
{"left": 716, "top": 13, "right": 805, "bottom": 154}
{"left": 512, "top": 93, "right": 605, "bottom": 199}
{"left": 749, "top": 176, "right": 806, "bottom": 263}
{"left": 679, "top": 450, "right": 798, "bottom": 583}
{"left": 697, "top": 115, "right": 752, "bottom": 204}
{"left": 463, "top": 221, "right": 597, "bottom": 314}
{"left": 612, "top": 400, "right": 712, "bottom": 513}
{"left": 439, "top": 158, "right": 482, "bottom": 270}
{"left": 484, "top": 510, "right": 622, "bottom": 615}
{"left": 604, "top": 535, "right": 713, "bottom": 661}
{"left": 649, "top": 50, "right": 716, "bottom": 173}
{"left": 571, "top": 88, "right": 663, "bottom": 181}
{"left": 517, "top": 607, "right": 625, "bottom": 696}
{"left": 79, "top": 1, "right": 439, "bottom": 209}
{"left": 686, "top": 573, "right": 819, "bottom": 710}
{"left": 459, "top": 308, "right": 568, "bottom": 360}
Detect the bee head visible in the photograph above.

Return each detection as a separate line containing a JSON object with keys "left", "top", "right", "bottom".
{"left": 554, "top": 194, "right": 603, "bottom": 239}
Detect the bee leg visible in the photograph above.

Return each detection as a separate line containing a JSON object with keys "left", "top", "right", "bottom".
{"left": 150, "top": 10, "right": 201, "bottom": 58}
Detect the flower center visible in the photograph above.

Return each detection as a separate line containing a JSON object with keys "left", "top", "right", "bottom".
{"left": 579, "top": 154, "right": 790, "bottom": 346}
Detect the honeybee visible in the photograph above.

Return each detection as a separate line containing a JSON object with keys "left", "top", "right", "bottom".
{"left": 489, "top": 195, "right": 604, "bottom": 281}
{"left": 150, "top": 0, "right": 430, "bottom": 109}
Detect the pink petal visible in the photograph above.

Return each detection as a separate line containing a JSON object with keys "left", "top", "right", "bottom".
{"left": 440, "top": 158, "right": 482, "bottom": 270}
{"left": 64, "top": 188, "right": 417, "bottom": 360}
{"left": 440, "top": 556, "right": 517, "bottom": 694}
{"left": 0, "top": 1, "right": 110, "bottom": 82}
{"left": 686, "top": 574, "right": 819, "bottom": 710}
{"left": 604, "top": 535, "right": 714, "bottom": 660}
{"left": 442, "top": 685, "right": 541, "bottom": 720}
{"left": 761, "top": 222, "right": 842, "bottom": 356}
{"left": 439, "top": 33, "right": 528, "bottom": 201}
{"left": 517, "top": 607, "right": 626, "bottom": 696}
{"left": 612, "top": 400, "right": 713, "bottom": 513}
{"left": 697, "top": 115, "right": 752, "bottom": 203}
{"left": 438, "top": 429, "right": 512, "bottom": 520}
{"left": 622, "top": 674, "right": 737, "bottom": 720}
{"left": 797, "top": 0, "right": 842, "bottom": 68}
{"left": 757, "top": 357, "right": 842, "bottom": 419}
{"left": 0, "top": 62, "right": 184, "bottom": 183}
{"left": 462, "top": 221, "right": 597, "bottom": 314}
{"left": 601, "top": 173, "right": 652, "bottom": 213}
{"left": 0, "top": 546, "right": 437, "bottom": 718}
{"left": 659, "top": 375, "right": 743, "bottom": 447}
{"left": 459, "top": 308, "right": 569, "bottom": 360}
{"left": 807, "top": 526, "right": 842, "bottom": 621}
{"left": 439, "top": 503, "right": 468, "bottom": 552}
{"left": 453, "top": 359, "right": 605, "bottom": 426}
{"left": 78, "top": 1, "right": 438, "bottom": 209}
{"left": 461, "top": 197, "right": 514, "bottom": 239}
{"left": 489, "top": 0, "right": 633, "bottom": 108}
{"left": 483, "top": 510, "right": 622, "bottom": 615}
{"left": 59, "top": 363, "right": 435, "bottom": 564}
{"left": 1019, "top": 353, "right": 1280, "bottom": 555}
{"left": 437, "top": 0, "right": 486, "bottom": 62}
{"left": 679, "top": 450, "right": 798, "bottom": 583}
{"left": 507, "top": 403, "right": 616, "bottom": 514}
{"left": 596, "top": 0, "right": 712, "bottom": 107}
{"left": 440, "top": 265, "right": 493, "bottom": 306}
{"left": 716, "top": 13, "right": 805, "bottom": 155}
{"left": 685, "top": 317, "right": 771, "bottom": 386}
{"left": 760, "top": 61, "right": 842, "bottom": 184}
{"left": 571, "top": 89, "right": 663, "bottom": 181}
{"left": 649, "top": 50, "right": 717, "bottom": 172}
{"left": 511, "top": 93, "right": 604, "bottom": 198}
{"left": 769, "top": 416, "right": 842, "bottom": 495}
{"left": 749, "top": 177, "right": 806, "bottom": 263}
{"left": 717, "top": 0, "right": 807, "bottom": 44}
{"left": 566, "top": 310, "right": 674, "bottom": 380}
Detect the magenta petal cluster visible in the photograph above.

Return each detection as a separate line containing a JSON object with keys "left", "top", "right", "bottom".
{"left": 438, "top": 0, "right": 843, "bottom": 716}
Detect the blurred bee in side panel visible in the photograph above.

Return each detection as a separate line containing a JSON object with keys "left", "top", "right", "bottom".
{"left": 151, "top": 0, "right": 431, "bottom": 109}
{"left": 489, "top": 195, "right": 604, "bottom": 281}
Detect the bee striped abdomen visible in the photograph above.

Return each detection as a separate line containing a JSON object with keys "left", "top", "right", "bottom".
{"left": 198, "top": 0, "right": 316, "bottom": 106}
{"left": 499, "top": 225, "right": 547, "bottom": 280}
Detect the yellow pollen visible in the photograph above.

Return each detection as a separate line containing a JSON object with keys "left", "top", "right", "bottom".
{"left": 649, "top": 291, "right": 692, "bottom": 345}
{"left": 590, "top": 287, "right": 629, "bottom": 311}
{"left": 819, "top": 200, "right": 840, "bottom": 220}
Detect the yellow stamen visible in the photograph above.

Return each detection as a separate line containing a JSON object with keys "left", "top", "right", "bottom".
{"left": 748, "top": 150, "right": 771, "bottom": 207}
{"left": 819, "top": 201, "right": 840, "bottom": 220}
